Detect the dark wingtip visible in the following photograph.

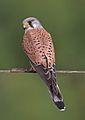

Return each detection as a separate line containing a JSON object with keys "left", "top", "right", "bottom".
{"left": 54, "top": 101, "right": 66, "bottom": 111}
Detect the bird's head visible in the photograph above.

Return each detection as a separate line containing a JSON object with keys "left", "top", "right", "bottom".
{"left": 22, "top": 17, "right": 42, "bottom": 31}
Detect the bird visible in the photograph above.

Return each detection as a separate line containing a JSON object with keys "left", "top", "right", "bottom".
{"left": 22, "top": 17, "right": 65, "bottom": 111}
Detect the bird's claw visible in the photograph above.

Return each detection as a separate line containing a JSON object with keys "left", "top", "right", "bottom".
{"left": 29, "top": 67, "right": 37, "bottom": 73}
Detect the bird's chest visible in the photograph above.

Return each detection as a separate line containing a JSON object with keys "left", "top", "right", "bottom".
{"left": 22, "top": 29, "right": 55, "bottom": 67}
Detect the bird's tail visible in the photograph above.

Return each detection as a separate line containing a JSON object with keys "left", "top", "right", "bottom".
{"left": 30, "top": 60, "right": 65, "bottom": 111}
{"left": 48, "top": 79, "right": 65, "bottom": 111}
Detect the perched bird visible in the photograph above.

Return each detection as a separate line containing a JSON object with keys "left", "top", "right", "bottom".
{"left": 22, "top": 17, "right": 65, "bottom": 111}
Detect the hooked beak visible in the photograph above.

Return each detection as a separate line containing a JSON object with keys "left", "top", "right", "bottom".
{"left": 23, "top": 23, "right": 29, "bottom": 30}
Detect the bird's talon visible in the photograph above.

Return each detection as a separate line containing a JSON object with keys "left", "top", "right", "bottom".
{"left": 29, "top": 67, "right": 37, "bottom": 73}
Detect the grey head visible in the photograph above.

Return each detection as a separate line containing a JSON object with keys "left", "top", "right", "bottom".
{"left": 22, "top": 17, "right": 43, "bottom": 32}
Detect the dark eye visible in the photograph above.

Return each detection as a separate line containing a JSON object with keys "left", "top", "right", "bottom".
{"left": 28, "top": 20, "right": 34, "bottom": 28}
{"left": 29, "top": 21, "right": 32, "bottom": 25}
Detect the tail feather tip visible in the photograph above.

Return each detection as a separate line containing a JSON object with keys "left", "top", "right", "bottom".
{"left": 54, "top": 101, "right": 66, "bottom": 111}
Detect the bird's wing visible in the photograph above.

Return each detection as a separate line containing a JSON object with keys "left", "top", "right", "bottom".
{"left": 30, "top": 59, "right": 65, "bottom": 110}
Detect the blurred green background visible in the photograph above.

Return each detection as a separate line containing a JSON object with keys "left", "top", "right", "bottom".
{"left": 0, "top": 0, "right": 85, "bottom": 120}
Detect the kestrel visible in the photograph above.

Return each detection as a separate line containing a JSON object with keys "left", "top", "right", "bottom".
{"left": 22, "top": 17, "right": 65, "bottom": 111}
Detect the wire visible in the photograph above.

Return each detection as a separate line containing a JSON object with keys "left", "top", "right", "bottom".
{"left": 0, "top": 68, "right": 85, "bottom": 74}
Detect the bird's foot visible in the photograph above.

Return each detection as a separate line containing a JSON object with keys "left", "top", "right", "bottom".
{"left": 28, "top": 67, "right": 37, "bottom": 73}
